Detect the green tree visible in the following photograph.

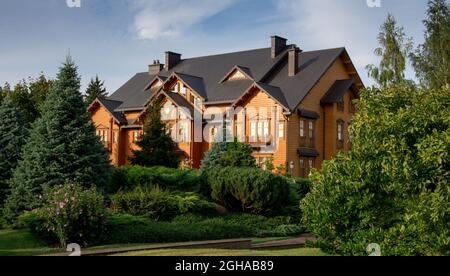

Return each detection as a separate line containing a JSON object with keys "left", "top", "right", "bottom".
{"left": 201, "top": 141, "right": 256, "bottom": 170}
{"left": 84, "top": 75, "right": 107, "bottom": 106}
{"left": 366, "top": 14, "right": 413, "bottom": 86}
{"left": 29, "top": 73, "right": 53, "bottom": 114}
{"left": 0, "top": 96, "right": 27, "bottom": 204}
{"left": 130, "top": 98, "right": 180, "bottom": 168}
{"left": 301, "top": 84, "right": 450, "bottom": 256}
{"left": 411, "top": 0, "right": 450, "bottom": 88}
{"left": 9, "top": 80, "right": 36, "bottom": 124}
{"left": 4, "top": 57, "right": 112, "bottom": 221}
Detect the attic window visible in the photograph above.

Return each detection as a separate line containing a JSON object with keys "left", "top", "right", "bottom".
{"left": 224, "top": 68, "right": 250, "bottom": 82}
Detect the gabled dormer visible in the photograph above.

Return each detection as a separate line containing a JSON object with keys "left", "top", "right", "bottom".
{"left": 220, "top": 65, "right": 254, "bottom": 83}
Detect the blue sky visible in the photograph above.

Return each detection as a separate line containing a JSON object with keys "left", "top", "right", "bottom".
{"left": 0, "top": 0, "right": 428, "bottom": 93}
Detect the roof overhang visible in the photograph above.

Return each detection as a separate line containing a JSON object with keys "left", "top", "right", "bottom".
{"left": 219, "top": 65, "right": 254, "bottom": 83}
{"left": 87, "top": 98, "right": 124, "bottom": 125}
{"left": 231, "top": 82, "right": 289, "bottom": 111}
{"left": 164, "top": 72, "right": 206, "bottom": 101}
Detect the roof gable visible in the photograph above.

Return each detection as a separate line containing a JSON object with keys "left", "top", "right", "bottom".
{"left": 321, "top": 79, "right": 355, "bottom": 104}
{"left": 220, "top": 65, "right": 254, "bottom": 83}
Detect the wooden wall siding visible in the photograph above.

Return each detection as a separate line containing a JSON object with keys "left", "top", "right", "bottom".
{"left": 287, "top": 57, "right": 351, "bottom": 176}
{"left": 90, "top": 105, "right": 121, "bottom": 166}
{"left": 237, "top": 88, "right": 287, "bottom": 170}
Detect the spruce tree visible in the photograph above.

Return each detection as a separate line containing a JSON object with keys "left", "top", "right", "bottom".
{"left": 366, "top": 14, "right": 413, "bottom": 87}
{"left": 411, "top": 0, "right": 450, "bottom": 88}
{"left": 130, "top": 98, "right": 180, "bottom": 168}
{"left": 4, "top": 57, "right": 111, "bottom": 221}
{"left": 0, "top": 96, "right": 27, "bottom": 204}
{"left": 84, "top": 75, "right": 107, "bottom": 106}
{"left": 29, "top": 73, "right": 53, "bottom": 115}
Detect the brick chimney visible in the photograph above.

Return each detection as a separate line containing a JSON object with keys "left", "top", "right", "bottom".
{"left": 165, "top": 51, "right": 182, "bottom": 70}
{"left": 288, "top": 46, "right": 300, "bottom": 77}
{"left": 148, "top": 60, "right": 163, "bottom": 75}
{"left": 271, "top": 36, "right": 287, "bottom": 58}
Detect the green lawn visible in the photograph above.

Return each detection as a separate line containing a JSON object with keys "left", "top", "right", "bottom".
{"left": 112, "top": 248, "right": 327, "bottom": 256}
{"left": 0, "top": 229, "right": 60, "bottom": 256}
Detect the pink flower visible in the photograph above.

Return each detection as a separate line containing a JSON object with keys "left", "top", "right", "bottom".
{"left": 59, "top": 202, "right": 65, "bottom": 209}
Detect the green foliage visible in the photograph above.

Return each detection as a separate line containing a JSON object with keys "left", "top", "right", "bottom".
{"left": 9, "top": 80, "right": 36, "bottom": 125}
{"left": 301, "top": 85, "right": 450, "bottom": 256}
{"left": 109, "top": 186, "right": 216, "bottom": 220}
{"left": 205, "top": 167, "right": 289, "bottom": 214}
{"left": 201, "top": 141, "right": 256, "bottom": 170}
{"left": 84, "top": 75, "right": 107, "bottom": 106}
{"left": 411, "top": 0, "right": 450, "bottom": 89}
{"left": 0, "top": 97, "right": 27, "bottom": 204}
{"left": 130, "top": 99, "right": 179, "bottom": 168}
{"left": 28, "top": 73, "right": 53, "bottom": 115}
{"left": 106, "top": 213, "right": 303, "bottom": 244}
{"left": 109, "top": 166, "right": 204, "bottom": 194}
{"left": 366, "top": 14, "right": 413, "bottom": 87}
{"left": 19, "top": 183, "right": 107, "bottom": 248}
{"left": 4, "top": 57, "right": 111, "bottom": 222}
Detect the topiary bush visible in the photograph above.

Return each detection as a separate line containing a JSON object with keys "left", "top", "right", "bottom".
{"left": 109, "top": 186, "right": 216, "bottom": 220}
{"left": 205, "top": 167, "right": 289, "bottom": 214}
{"left": 109, "top": 166, "right": 203, "bottom": 194}
{"left": 19, "top": 183, "right": 107, "bottom": 248}
{"left": 301, "top": 85, "right": 450, "bottom": 256}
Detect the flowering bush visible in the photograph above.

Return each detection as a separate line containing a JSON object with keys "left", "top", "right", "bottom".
{"left": 20, "top": 183, "right": 107, "bottom": 247}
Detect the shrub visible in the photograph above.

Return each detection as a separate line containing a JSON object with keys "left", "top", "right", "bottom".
{"left": 109, "top": 166, "right": 203, "bottom": 194}
{"left": 109, "top": 187, "right": 216, "bottom": 220}
{"left": 106, "top": 213, "right": 304, "bottom": 244}
{"left": 105, "top": 214, "right": 253, "bottom": 244}
{"left": 19, "top": 183, "right": 107, "bottom": 248}
{"left": 205, "top": 167, "right": 289, "bottom": 214}
{"left": 301, "top": 85, "right": 450, "bottom": 256}
{"left": 201, "top": 141, "right": 256, "bottom": 170}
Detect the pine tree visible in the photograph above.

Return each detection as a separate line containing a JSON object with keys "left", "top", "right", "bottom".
{"left": 411, "top": 0, "right": 450, "bottom": 88}
{"left": 84, "top": 75, "right": 107, "bottom": 106}
{"left": 4, "top": 57, "right": 111, "bottom": 221}
{"left": 10, "top": 80, "right": 36, "bottom": 125}
{"left": 29, "top": 73, "right": 53, "bottom": 115}
{"left": 130, "top": 98, "right": 180, "bottom": 168}
{"left": 0, "top": 96, "right": 27, "bottom": 204}
{"left": 366, "top": 14, "right": 413, "bottom": 87}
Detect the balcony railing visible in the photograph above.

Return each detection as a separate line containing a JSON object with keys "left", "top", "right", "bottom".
{"left": 246, "top": 135, "right": 273, "bottom": 146}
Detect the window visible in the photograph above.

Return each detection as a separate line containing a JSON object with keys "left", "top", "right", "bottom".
{"left": 96, "top": 129, "right": 108, "bottom": 143}
{"left": 278, "top": 123, "right": 284, "bottom": 139}
{"left": 300, "top": 120, "right": 305, "bottom": 137}
{"left": 308, "top": 121, "right": 315, "bottom": 147}
{"left": 236, "top": 123, "right": 244, "bottom": 142}
{"left": 299, "top": 159, "right": 305, "bottom": 178}
{"left": 337, "top": 120, "right": 344, "bottom": 150}
{"left": 250, "top": 121, "right": 257, "bottom": 141}
{"left": 180, "top": 84, "right": 187, "bottom": 95}
{"left": 337, "top": 100, "right": 344, "bottom": 111}
{"left": 133, "top": 131, "right": 140, "bottom": 143}
{"left": 308, "top": 159, "right": 314, "bottom": 172}
{"left": 178, "top": 121, "right": 189, "bottom": 142}
{"left": 113, "top": 131, "right": 118, "bottom": 144}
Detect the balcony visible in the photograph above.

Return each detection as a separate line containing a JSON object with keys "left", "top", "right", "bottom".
{"left": 246, "top": 135, "right": 273, "bottom": 149}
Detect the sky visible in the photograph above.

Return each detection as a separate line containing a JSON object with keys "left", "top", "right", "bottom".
{"left": 0, "top": 0, "right": 429, "bottom": 94}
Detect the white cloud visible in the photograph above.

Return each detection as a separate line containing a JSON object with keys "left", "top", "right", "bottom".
{"left": 128, "top": 0, "right": 236, "bottom": 40}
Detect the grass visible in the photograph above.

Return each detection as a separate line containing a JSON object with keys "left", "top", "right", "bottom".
{"left": 0, "top": 229, "right": 60, "bottom": 256}
{"left": 112, "top": 248, "right": 327, "bottom": 256}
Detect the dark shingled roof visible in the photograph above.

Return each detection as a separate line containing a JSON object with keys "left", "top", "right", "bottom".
{"left": 106, "top": 45, "right": 356, "bottom": 115}
{"left": 161, "top": 91, "right": 194, "bottom": 118}
{"left": 321, "top": 79, "right": 355, "bottom": 104}
{"left": 97, "top": 98, "right": 127, "bottom": 124}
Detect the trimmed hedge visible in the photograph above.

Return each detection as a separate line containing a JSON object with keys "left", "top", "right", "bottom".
{"left": 109, "top": 166, "right": 204, "bottom": 194}
{"left": 105, "top": 213, "right": 304, "bottom": 244}
{"left": 204, "top": 167, "right": 289, "bottom": 214}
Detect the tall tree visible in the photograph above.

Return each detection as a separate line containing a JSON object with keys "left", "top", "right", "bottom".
{"left": 0, "top": 96, "right": 27, "bottom": 204}
{"left": 366, "top": 14, "right": 413, "bottom": 87}
{"left": 10, "top": 80, "right": 36, "bottom": 125}
{"left": 130, "top": 99, "right": 180, "bottom": 168}
{"left": 29, "top": 73, "right": 53, "bottom": 114}
{"left": 411, "top": 0, "right": 450, "bottom": 88}
{"left": 4, "top": 57, "right": 111, "bottom": 221}
{"left": 84, "top": 75, "right": 107, "bottom": 106}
